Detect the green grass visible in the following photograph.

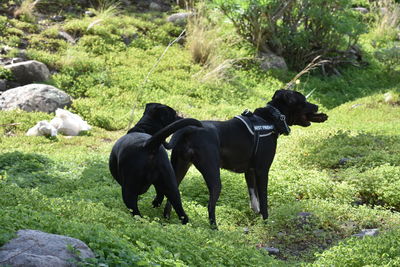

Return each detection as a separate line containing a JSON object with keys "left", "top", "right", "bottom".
{"left": 1, "top": 2, "right": 400, "bottom": 266}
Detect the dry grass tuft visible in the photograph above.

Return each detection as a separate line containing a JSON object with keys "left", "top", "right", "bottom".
{"left": 371, "top": 0, "right": 400, "bottom": 43}
{"left": 13, "top": 0, "right": 41, "bottom": 22}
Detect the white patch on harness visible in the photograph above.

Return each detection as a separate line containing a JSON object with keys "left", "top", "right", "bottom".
{"left": 234, "top": 115, "right": 275, "bottom": 137}
{"left": 254, "top": 125, "right": 274, "bottom": 131}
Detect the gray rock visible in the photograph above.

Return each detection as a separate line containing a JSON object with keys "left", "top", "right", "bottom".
{"left": 166, "top": 12, "right": 193, "bottom": 26}
{"left": 51, "top": 15, "right": 66, "bottom": 22}
{"left": 339, "top": 158, "right": 350, "bottom": 165}
{"left": 85, "top": 10, "right": 95, "bottom": 17}
{"left": 149, "top": 2, "right": 162, "bottom": 11}
{"left": 353, "top": 7, "right": 369, "bottom": 14}
{"left": 4, "top": 60, "right": 50, "bottom": 85}
{"left": 261, "top": 247, "right": 280, "bottom": 255}
{"left": 353, "top": 228, "right": 379, "bottom": 238}
{"left": 0, "top": 229, "right": 95, "bottom": 267}
{"left": 259, "top": 52, "right": 288, "bottom": 71}
{"left": 0, "top": 84, "right": 72, "bottom": 113}
{"left": 0, "top": 80, "right": 6, "bottom": 91}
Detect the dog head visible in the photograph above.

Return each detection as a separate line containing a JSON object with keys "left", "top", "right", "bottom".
{"left": 128, "top": 103, "right": 183, "bottom": 134}
{"left": 269, "top": 89, "right": 328, "bottom": 127}
{"left": 143, "top": 103, "right": 183, "bottom": 128}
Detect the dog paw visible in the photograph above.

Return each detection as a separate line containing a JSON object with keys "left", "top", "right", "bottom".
{"left": 180, "top": 216, "right": 189, "bottom": 225}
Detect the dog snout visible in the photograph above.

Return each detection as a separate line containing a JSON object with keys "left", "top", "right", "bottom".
{"left": 305, "top": 102, "right": 318, "bottom": 113}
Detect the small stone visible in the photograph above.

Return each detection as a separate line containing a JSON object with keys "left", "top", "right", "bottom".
{"left": 243, "top": 227, "right": 249, "bottom": 234}
{"left": 353, "top": 228, "right": 379, "bottom": 238}
{"left": 166, "top": 12, "right": 193, "bottom": 26}
{"left": 51, "top": 15, "right": 66, "bottom": 22}
{"left": 339, "top": 158, "right": 350, "bottom": 165}
{"left": 384, "top": 92, "right": 394, "bottom": 104}
{"left": 149, "top": 2, "right": 162, "bottom": 11}
{"left": 85, "top": 10, "right": 95, "bottom": 17}
{"left": 353, "top": 7, "right": 369, "bottom": 14}
{"left": 262, "top": 247, "right": 280, "bottom": 255}
{"left": 0, "top": 80, "right": 6, "bottom": 91}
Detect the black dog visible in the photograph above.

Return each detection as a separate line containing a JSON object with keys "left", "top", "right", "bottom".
{"left": 163, "top": 90, "right": 328, "bottom": 226}
{"left": 109, "top": 103, "right": 202, "bottom": 224}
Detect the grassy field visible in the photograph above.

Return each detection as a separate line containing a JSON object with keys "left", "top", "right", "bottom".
{"left": 1, "top": 1, "right": 400, "bottom": 265}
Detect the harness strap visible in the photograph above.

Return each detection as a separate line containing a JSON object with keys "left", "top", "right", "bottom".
{"left": 234, "top": 113, "right": 276, "bottom": 164}
{"left": 234, "top": 115, "right": 275, "bottom": 138}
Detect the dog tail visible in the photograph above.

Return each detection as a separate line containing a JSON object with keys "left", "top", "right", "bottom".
{"left": 144, "top": 118, "right": 202, "bottom": 150}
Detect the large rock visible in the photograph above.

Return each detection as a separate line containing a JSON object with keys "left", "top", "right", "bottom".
{"left": 0, "top": 84, "right": 72, "bottom": 113}
{"left": 4, "top": 60, "right": 50, "bottom": 85}
{"left": 0, "top": 79, "right": 6, "bottom": 91}
{"left": 0, "top": 229, "right": 95, "bottom": 267}
{"left": 166, "top": 12, "right": 193, "bottom": 26}
{"left": 259, "top": 52, "right": 288, "bottom": 71}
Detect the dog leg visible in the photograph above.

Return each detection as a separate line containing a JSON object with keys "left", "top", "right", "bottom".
{"left": 121, "top": 187, "right": 141, "bottom": 217}
{"left": 255, "top": 169, "right": 268, "bottom": 220}
{"left": 156, "top": 166, "right": 189, "bottom": 225}
{"left": 245, "top": 170, "right": 260, "bottom": 214}
{"left": 193, "top": 153, "right": 221, "bottom": 228}
{"left": 164, "top": 154, "right": 191, "bottom": 219}
{"left": 165, "top": 189, "right": 189, "bottom": 224}
{"left": 152, "top": 186, "right": 164, "bottom": 208}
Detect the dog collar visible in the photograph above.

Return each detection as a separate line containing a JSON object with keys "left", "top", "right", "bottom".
{"left": 265, "top": 105, "right": 291, "bottom": 135}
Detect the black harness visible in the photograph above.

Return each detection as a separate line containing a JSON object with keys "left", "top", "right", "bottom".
{"left": 234, "top": 106, "right": 291, "bottom": 165}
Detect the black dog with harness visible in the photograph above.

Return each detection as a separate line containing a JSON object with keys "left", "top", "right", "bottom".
{"left": 235, "top": 106, "right": 291, "bottom": 164}
{"left": 162, "top": 90, "right": 328, "bottom": 227}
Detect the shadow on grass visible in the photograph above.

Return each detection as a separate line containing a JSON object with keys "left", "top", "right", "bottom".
{"left": 0, "top": 151, "right": 60, "bottom": 188}
{"left": 298, "top": 130, "right": 400, "bottom": 170}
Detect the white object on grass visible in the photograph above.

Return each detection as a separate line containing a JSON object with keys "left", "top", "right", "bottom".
{"left": 50, "top": 108, "right": 91, "bottom": 136}
{"left": 26, "top": 120, "right": 58, "bottom": 136}
{"left": 26, "top": 109, "right": 91, "bottom": 137}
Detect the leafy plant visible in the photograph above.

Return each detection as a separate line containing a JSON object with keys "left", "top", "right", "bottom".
{"left": 0, "top": 67, "right": 13, "bottom": 80}
{"left": 214, "top": 0, "right": 366, "bottom": 70}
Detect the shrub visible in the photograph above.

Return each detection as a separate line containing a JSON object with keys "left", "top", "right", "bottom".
{"left": 370, "top": 0, "right": 400, "bottom": 47}
{"left": 374, "top": 45, "right": 400, "bottom": 72}
{"left": 214, "top": 0, "right": 366, "bottom": 70}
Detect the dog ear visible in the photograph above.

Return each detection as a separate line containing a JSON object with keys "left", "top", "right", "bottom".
{"left": 144, "top": 103, "right": 160, "bottom": 114}
{"left": 273, "top": 90, "right": 296, "bottom": 105}
{"left": 157, "top": 105, "right": 177, "bottom": 123}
